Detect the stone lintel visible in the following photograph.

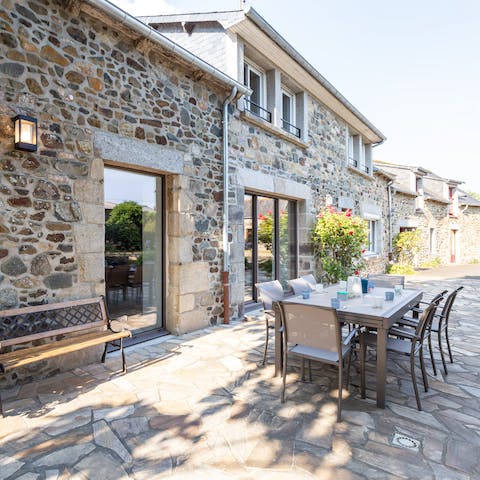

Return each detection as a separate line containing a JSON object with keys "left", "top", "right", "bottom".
{"left": 237, "top": 167, "right": 311, "bottom": 201}
{"left": 94, "top": 130, "right": 184, "bottom": 175}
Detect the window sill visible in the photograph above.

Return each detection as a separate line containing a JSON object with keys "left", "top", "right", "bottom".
{"left": 363, "top": 253, "right": 380, "bottom": 260}
{"left": 348, "top": 164, "right": 373, "bottom": 180}
{"left": 240, "top": 111, "right": 309, "bottom": 149}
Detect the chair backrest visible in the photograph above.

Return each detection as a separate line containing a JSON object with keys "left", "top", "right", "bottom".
{"left": 107, "top": 266, "right": 130, "bottom": 286}
{"left": 430, "top": 290, "right": 448, "bottom": 306}
{"left": 255, "top": 280, "right": 284, "bottom": 310}
{"left": 277, "top": 301, "right": 341, "bottom": 353}
{"left": 367, "top": 274, "right": 405, "bottom": 288}
{"left": 288, "top": 277, "right": 311, "bottom": 295}
{"left": 301, "top": 274, "right": 317, "bottom": 290}
{"left": 415, "top": 292, "right": 446, "bottom": 342}
{"left": 131, "top": 265, "right": 142, "bottom": 284}
{"left": 440, "top": 286, "right": 463, "bottom": 325}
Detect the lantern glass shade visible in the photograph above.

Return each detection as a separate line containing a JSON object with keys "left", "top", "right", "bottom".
{"left": 14, "top": 115, "right": 37, "bottom": 152}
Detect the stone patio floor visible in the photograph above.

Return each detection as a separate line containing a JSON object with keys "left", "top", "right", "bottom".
{"left": 1, "top": 267, "right": 480, "bottom": 479}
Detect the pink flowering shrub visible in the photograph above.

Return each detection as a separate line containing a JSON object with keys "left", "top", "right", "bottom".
{"left": 312, "top": 206, "right": 368, "bottom": 283}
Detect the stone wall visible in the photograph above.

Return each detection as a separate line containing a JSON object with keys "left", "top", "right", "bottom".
{"left": 0, "top": 1, "right": 231, "bottom": 349}
{"left": 454, "top": 206, "right": 480, "bottom": 263}
{"left": 227, "top": 95, "right": 389, "bottom": 314}
{"left": 389, "top": 191, "right": 480, "bottom": 266}
{"left": 0, "top": 0, "right": 393, "bottom": 379}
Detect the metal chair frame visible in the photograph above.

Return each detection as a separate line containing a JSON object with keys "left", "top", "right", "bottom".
{"left": 276, "top": 301, "right": 364, "bottom": 422}
{"left": 363, "top": 299, "right": 442, "bottom": 411}
{"left": 255, "top": 280, "right": 285, "bottom": 365}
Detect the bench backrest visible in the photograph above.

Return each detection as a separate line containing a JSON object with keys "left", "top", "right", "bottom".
{"left": 0, "top": 297, "right": 108, "bottom": 349}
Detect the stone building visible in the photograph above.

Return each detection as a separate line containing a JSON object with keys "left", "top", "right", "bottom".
{"left": 0, "top": 0, "right": 252, "bottom": 342}
{"left": 0, "top": 0, "right": 387, "bottom": 384}
{"left": 375, "top": 161, "right": 480, "bottom": 265}
{"left": 143, "top": 8, "right": 388, "bottom": 315}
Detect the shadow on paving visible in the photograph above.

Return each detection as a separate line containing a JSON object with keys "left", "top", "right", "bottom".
{"left": 0, "top": 275, "right": 479, "bottom": 479}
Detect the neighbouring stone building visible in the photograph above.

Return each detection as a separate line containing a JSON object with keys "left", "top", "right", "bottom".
{"left": 375, "top": 161, "right": 480, "bottom": 265}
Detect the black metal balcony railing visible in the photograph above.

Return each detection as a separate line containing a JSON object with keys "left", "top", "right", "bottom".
{"left": 244, "top": 99, "right": 272, "bottom": 123}
{"left": 282, "top": 119, "right": 301, "bottom": 138}
{"left": 349, "top": 157, "right": 370, "bottom": 174}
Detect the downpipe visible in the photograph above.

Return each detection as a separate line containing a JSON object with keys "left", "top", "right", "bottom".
{"left": 387, "top": 180, "right": 394, "bottom": 261}
{"left": 222, "top": 87, "right": 238, "bottom": 324}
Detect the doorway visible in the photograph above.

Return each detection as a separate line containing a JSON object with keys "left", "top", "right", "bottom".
{"left": 104, "top": 167, "right": 165, "bottom": 337}
{"left": 244, "top": 193, "right": 298, "bottom": 304}
{"left": 450, "top": 229, "right": 458, "bottom": 263}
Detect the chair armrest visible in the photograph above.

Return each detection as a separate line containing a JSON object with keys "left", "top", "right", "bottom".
{"left": 410, "top": 307, "right": 424, "bottom": 313}
{"left": 343, "top": 327, "right": 359, "bottom": 346}
{"left": 397, "top": 317, "right": 418, "bottom": 328}
{"left": 389, "top": 326, "right": 415, "bottom": 339}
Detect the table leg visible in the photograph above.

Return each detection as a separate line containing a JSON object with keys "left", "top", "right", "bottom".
{"left": 274, "top": 311, "right": 281, "bottom": 377}
{"left": 376, "top": 326, "right": 387, "bottom": 408}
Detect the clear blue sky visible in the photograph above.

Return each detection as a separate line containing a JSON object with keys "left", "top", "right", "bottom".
{"left": 112, "top": 0, "right": 480, "bottom": 194}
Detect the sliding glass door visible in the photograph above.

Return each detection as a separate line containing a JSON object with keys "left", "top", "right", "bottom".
{"left": 104, "top": 167, "right": 164, "bottom": 335}
{"left": 244, "top": 193, "right": 297, "bottom": 303}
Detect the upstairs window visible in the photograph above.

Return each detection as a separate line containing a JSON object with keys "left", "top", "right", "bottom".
{"left": 415, "top": 176, "right": 424, "bottom": 194}
{"left": 243, "top": 63, "right": 271, "bottom": 122}
{"left": 415, "top": 176, "right": 424, "bottom": 211}
{"left": 449, "top": 186, "right": 459, "bottom": 216}
{"left": 281, "top": 90, "right": 300, "bottom": 138}
{"left": 348, "top": 133, "right": 371, "bottom": 175}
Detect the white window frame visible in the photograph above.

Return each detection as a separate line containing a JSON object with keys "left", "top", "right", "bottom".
{"left": 367, "top": 220, "right": 378, "bottom": 254}
{"left": 281, "top": 88, "right": 296, "bottom": 127}
{"left": 347, "top": 131, "right": 372, "bottom": 175}
{"left": 243, "top": 61, "right": 266, "bottom": 110}
{"left": 362, "top": 212, "right": 381, "bottom": 256}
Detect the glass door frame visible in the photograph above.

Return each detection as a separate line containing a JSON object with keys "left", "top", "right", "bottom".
{"left": 104, "top": 162, "right": 167, "bottom": 344}
{"left": 245, "top": 192, "right": 298, "bottom": 305}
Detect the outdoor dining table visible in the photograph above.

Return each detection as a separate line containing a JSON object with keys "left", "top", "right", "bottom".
{"left": 274, "top": 284, "right": 423, "bottom": 409}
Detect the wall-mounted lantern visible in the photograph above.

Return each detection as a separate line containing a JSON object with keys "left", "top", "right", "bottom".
{"left": 14, "top": 115, "right": 37, "bottom": 152}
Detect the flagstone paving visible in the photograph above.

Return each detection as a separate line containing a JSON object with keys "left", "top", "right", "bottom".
{"left": 1, "top": 268, "right": 479, "bottom": 479}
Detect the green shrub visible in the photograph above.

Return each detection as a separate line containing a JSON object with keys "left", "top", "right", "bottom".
{"left": 312, "top": 207, "right": 368, "bottom": 283}
{"left": 468, "top": 258, "right": 479, "bottom": 264}
{"left": 419, "top": 257, "right": 442, "bottom": 269}
{"left": 387, "top": 263, "right": 415, "bottom": 275}
{"left": 393, "top": 230, "right": 422, "bottom": 266}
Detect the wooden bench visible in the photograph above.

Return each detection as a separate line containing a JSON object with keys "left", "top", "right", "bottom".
{"left": 0, "top": 296, "right": 131, "bottom": 417}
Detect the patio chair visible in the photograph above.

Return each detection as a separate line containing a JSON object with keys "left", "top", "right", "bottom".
{"left": 367, "top": 274, "right": 405, "bottom": 288}
{"left": 396, "top": 287, "right": 462, "bottom": 375}
{"left": 255, "top": 280, "right": 285, "bottom": 365}
{"left": 128, "top": 265, "right": 143, "bottom": 302}
{"left": 362, "top": 298, "right": 441, "bottom": 411}
{"left": 105, "top": 265, "right": 130, "bottom": 303}
{"left": 288, "top": 277, "right": 311, "bottom": 295}
{"left": 276, "top": 301, "right": 364, "bottom": 422}
{"left": 301, "top": 274, "right": 317, "bottom": 290}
